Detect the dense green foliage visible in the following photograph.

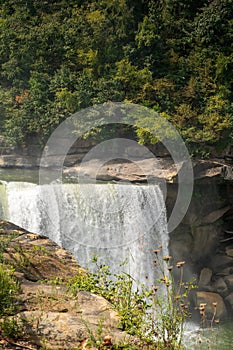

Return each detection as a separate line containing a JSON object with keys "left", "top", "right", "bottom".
{"left": 0, "top": 0, "right": 232, "bottom": 154}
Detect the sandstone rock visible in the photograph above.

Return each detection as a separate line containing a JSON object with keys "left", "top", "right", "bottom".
{"left": 224, "top": 275, "right": 233, "bottom": 292}
{"left": 192, "top": 225, "right": 222, "bottom": 261}
{"left": 64, "top": 153, "right": 84, "bottom": 166}
{"left": 124, "top": 145, "right": 152, "bottom": 159}
{"left": 194, "top": 291, "right": 228, "bottom": 320}
{"left": 226, "top": 247, "right": 233, "bottom": 257}
{"left": 169, "top": 226, "right": 194, "bottom": 262}
{"left": 222, "top": 166, "right": 233, "bottom": 181}
{"left": 209, "top": 254, "right": 233, "bottom": 272}
{"left": 0, "top": 155, "right": 40, "bottom": 168}
{"left": 199, "top": 268, "right": 213, "bottom": 289}
{"left": 215, "top": 267, "right": 233, "bottom": 277}
{"left": 19, "top": 287, "right": 128, "bottom": 349}
{"left": 0, "top": 220, "right": 84, "bottom": 282}
{"left": 63, "top": 158, "right": 184, "bottom": 183}
{"left": 193, "top": 160, "right": 223, "bottom": 179}
{"left": 224, "top": 293, "right": 233, "bottom": 312}
{"left": 212, "top": 277, "right": 229, "bottom": 298}
{"left": 201, "top": 206, "right": 231, "bottom": 225}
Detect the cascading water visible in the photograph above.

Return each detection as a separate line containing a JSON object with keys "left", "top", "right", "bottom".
{"left": 0, "top": 180, "right": 169, "bottom": 287}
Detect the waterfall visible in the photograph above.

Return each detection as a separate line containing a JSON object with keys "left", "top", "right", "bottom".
{"left": 0, "top": 181, "right": 168, "bottom": 287}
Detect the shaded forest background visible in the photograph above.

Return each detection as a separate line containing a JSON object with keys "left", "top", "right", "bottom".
{"left": 0, "top": 0, "right": 232, "bottom": 157}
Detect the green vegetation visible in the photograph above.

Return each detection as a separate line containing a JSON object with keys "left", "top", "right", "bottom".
{"left": 66, "top": 253, "right": 195, "bottom": 349}
{"left": 0, "top": 0, "right": 232, "bottom": 155}
{"left": 0, "top": 264, "right": 24, "bottom": 341}
{"left": 0, "top": 264, "right": 19, "bottom": 315}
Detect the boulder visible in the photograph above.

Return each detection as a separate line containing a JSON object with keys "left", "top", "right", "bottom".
{"left": 224, "top": 275, "right": 233, "bottom": 292}
{"left": 222, "top": 166, "right": 233, "bottom": 181}
{"left": 215, "top": 267, "right": 233, "bottom": 277}
{"left": 226, "top": 247, "right": 233, "bottom": 257}
{"left": 212, "top": 278, "right": 229, "bottom": 298}
{"left": 209, "top": 254, "right": 233, "bottom": 272}
{"left": 201, "top": 206, "right": 231, "bottom": 225}
{"left": 19, "top": 285, "right": 128, "bottom": 349}
{"left": 194, "top": 291, "right": 228, "bottom": 320}
{"left": 199, "top": 268, "right": 213, "bottom": 290}
{"left": 193, "top": 160, "right": 223, "bottom": 180}
{"left": 224, "top": 293, "right": 233, "bottom": 312}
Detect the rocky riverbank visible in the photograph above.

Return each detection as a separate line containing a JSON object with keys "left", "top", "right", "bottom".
{"left": 0, "top": 221, "right": 131, "bottom": 349}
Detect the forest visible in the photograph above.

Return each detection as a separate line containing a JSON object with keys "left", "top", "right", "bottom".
{"left": 0, "top": 0, "right": 232, "bottom": 157}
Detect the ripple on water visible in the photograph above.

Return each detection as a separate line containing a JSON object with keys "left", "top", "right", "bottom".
{"left": 183, "top": 321, "right": 233, "bottom": 350}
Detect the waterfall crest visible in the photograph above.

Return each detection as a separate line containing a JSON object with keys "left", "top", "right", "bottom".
{"left": 0, "top": 181, "right": 168, "bottom": 287}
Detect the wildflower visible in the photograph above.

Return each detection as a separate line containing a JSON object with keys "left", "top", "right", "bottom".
{"left": 168, "top": 266, "right": 173, "bottom": 271}
{"left": 199, "top": 303, "right": 206, "bottom": 309}
{"left": 162, "top": 256, "right": 172, "bottom": 262}
{"left": 160, "top": 276, "right": 169, "bottom": 283}
{"left": 176, "top": 261, "right": 185, "bottom": 268}
{"left": 199, "top": 303, "right": 206, "bottom": 315}
{"left": 103, "top": 335, "right": 112, "bottom": 346}
{"left": 212, "top": 302, "right": 217, "bottom": 308}
{"left": 153, "top": 249, "right": 160, "bottom": 254}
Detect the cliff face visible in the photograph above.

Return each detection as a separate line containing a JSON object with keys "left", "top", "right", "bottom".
{"left": 167, "top": 178, "right": 233, "bottom": 319}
